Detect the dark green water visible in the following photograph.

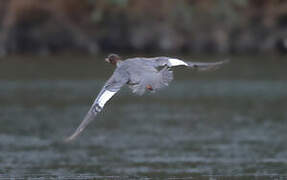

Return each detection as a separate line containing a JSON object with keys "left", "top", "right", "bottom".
{"left": 0, "top": 55, "right": 286, "bottom": 179}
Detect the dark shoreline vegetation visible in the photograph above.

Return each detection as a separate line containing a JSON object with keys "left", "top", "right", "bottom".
{"left": 0, "top": 0, "right": 287, "bottom": 55}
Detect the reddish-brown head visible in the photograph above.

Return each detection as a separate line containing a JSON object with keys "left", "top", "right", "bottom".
{"left": 105, "top": 54, "right": 121, "bottom": 65}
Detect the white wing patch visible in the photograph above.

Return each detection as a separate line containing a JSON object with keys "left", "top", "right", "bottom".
{"left": 97, "top": 90, "right": 116, "bottom": 108}
{"left": 168, "top": 58, "right": 188, "bottom": 67}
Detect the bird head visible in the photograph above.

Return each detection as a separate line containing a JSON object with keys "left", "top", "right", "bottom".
{"left": 105, "top": 54, "right": 121, "bottom": 65}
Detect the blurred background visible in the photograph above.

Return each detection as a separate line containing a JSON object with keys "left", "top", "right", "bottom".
{"left": 0, "top": 0, "right": 287, "bottom": 55}
{"left": 0, "top": 0, "right": 287, "bottom": 179}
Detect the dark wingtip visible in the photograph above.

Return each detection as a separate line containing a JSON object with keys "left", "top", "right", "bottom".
{"left": 64, "top": 137, "right": 73, "bottom": 143}
{"left": 64, "top": 127, "right": 85, "bottom": 143}
{"left": 64, "top": 110, "right": 98, "bottom": 143}
{"left": 64, "top": 133, "right": 77, "bottom": 143}
{"left": 222, "top": 59, "right": 230, "bottom": 63}
{"left": 216, "top": 59, "right": 230, "bottom": 65}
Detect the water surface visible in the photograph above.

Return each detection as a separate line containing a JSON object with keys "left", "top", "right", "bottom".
{"left": 0, "top": 55, "right": 286, "bottom": 179}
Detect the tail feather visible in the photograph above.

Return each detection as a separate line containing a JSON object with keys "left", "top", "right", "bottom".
{"left": 129, "top": 66, "right": 174, "bottom": 95}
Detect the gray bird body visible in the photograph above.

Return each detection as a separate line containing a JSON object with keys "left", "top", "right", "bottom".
{"left": 114, "top": 57, "right": 173, "bottom": 95}
{"left": 65, "top": 56, "right": 229, "bottom": 141}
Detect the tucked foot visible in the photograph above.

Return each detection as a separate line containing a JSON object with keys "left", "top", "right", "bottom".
{"left": 146, "top": 84, "right": 153, "bottom": 91}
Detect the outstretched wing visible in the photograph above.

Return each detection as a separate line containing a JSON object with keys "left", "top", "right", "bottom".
{"left": 65, "top": 71, "right": 128, "bottom": 142}
{"left": 185, "top": 59, "right": 229, "bottom": 71}
{"left": 143, "top": 57, "right": 229, "bottom": 70}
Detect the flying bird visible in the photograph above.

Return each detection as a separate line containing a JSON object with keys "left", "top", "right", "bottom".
{"left": 65, "top": 54, "right": 229, "bottom": 141}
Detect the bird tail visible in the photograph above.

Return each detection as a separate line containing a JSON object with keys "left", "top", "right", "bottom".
{"left": 129, "top": 66, "right": 173, "bottom": 95}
